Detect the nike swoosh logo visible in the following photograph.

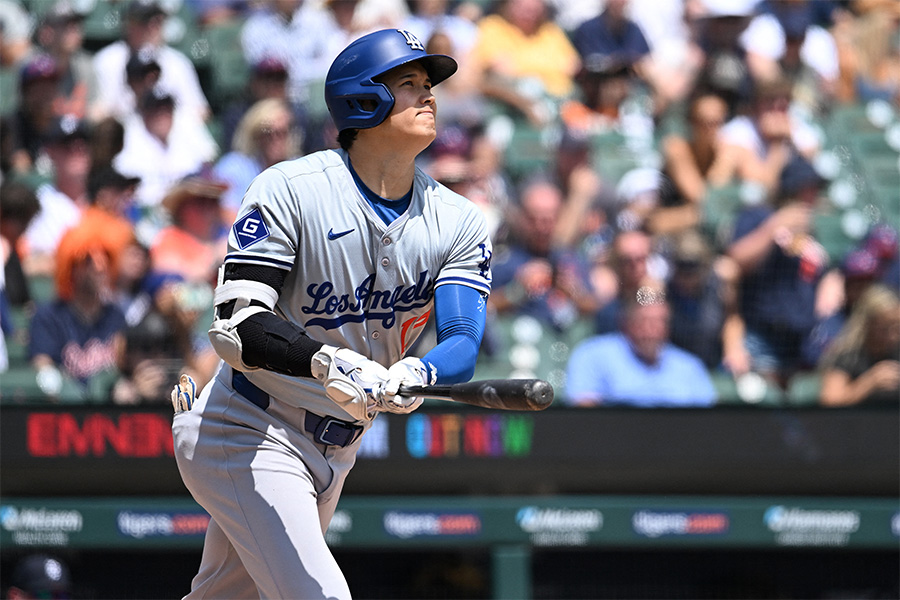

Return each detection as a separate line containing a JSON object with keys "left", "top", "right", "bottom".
{"left": 327, "top": 228, "right": 355, "bottom": 240}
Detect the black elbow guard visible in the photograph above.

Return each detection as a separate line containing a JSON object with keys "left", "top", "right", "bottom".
{"left": 237, "top": 312, "right": 322, "bottom": 377}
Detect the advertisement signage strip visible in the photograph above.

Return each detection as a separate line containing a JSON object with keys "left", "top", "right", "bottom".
{"left": 2, "top": 497, "right": 897, "bottom": 550}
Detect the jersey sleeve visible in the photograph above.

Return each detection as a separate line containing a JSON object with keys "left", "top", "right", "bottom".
{"left": 224, "top": 166, "right": 300, "bottom": 272}
{"left": 434, "top": 200, "right": 493, "bottom": 296}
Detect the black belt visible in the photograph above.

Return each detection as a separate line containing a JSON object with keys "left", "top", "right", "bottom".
{"left": 231, "top": 372, "right": 363, "bottom": 448}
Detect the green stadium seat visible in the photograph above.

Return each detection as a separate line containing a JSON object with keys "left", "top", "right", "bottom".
{"left": 0, "top": 66, "right": 19, "bottom": 116}
{"left": 815, "top": 212, "right": 859, "bottom": 265}
{"left": 785, "top": 371, "right": 822, "bottom": 406}
{"left": 206, "top": 21, "right": 249, "bottom": 108}
{"left": 28, "top": 275, "right": 57, "bottom": 304}
{"left": 0, "top": 366, "right": 86, "bottom": 404}
{"left": 504, "top": 124, "right": 555, "bottom": 179}
{"left": 712, "top": 371, "right": 784, "bottom": 407}
{"left": 81, "top": 2, "right": 124, "bottom": 49}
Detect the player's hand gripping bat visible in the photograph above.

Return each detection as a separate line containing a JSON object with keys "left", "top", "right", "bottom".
{"left": 397, "top": 378, "right": 553, "bottom": 411}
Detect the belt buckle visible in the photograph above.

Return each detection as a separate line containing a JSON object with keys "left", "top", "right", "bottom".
{"left": 315, "top": 417, "right": 349, "bottom": 446}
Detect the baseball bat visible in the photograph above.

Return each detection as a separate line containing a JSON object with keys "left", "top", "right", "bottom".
{"left": 397, "top": 378, "right": 553, "bottom": 411}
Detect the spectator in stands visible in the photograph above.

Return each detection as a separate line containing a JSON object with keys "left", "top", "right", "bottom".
{"left": 718, "top": 77, "right": 821, "bottom": 199}
{"left": 831, "top": 0, "right": 900, "bottom": 104}
{"left": 91, "top": 0, "right": 210, "bottom": 122}
{"left": 240, "top": 0, "right": 339, "bottom": 110}
{"left": 149, "top": 169, "right": 228, "bottom": 385}
{"left": 420, "top": 122, "right": 509, "bottom": 239}
{"left": 689, "top": 0, "right": 758, "bottom": 114}
{"left": 21, "top": 115, "right": 91, "bottom": 278}
{"left": 66, "top": 166, "right": 140, "bottom": 265}
{"left": 0, "top": 0, "right": 33, "bottom": 67}
{"left": 727, "top": 153, "right": 830, "bottom": 388}
{"left": 32, "top": 0, "right": 97, "bottom": 120}
{"left": 418, "top": 26, "right": 487, "bottom": 132}
{"left": 111, "top": 308, "right": 192, "bottom": 404}
{"left": 213, "top": 98, "right": 300, "bottom": 218}
{"left": 113, "top": 86, "right": 218, "bottom": 240}
{"left": 402, "top": 0, "right": 478, "bottom": 59}
{"left": 119, "top": 47, "right": 162, "bottom": 122}
{"left": 5, "top": 553, "right": 73, "bottom": 600}
{"left": 489, "top": 177, "right": 598, "bottom": 331}
{"left": 559, "top": 54, "right": 640, "bottom": 140}
{"left": 741, "top": 0, "right": 840, "bottom": 113}
{"left": 150, "top": 170, "right": 229, "bottom": 287}
{"left": 0, "top": 180, "right": 40, "bottom": 307}
{"left": 565, "top": 288, "right": 717, "bottom": 407}
{"left": 804, "top": 224, "right": 900, "bottom": 366}
{"left": 819, "top": 284, "right": 900, "bottom": 406}
{"left": 569, "top": 0, "right": 680, "bottom": 114}
{"left": 645, "top": 88, "right": 737, "bottom": 236}
{"left": 28, "top": 232, "right": 127, "bottom": 396}
{"left": 469, "top": 0, "right": 580, "bottom": 127}
{"left": 5, "top": 53, "right": 63, "bottom": 174}
{"left": 88, "top": 115, "right": 125, "bottom": 171}
{"left": 666, "top": 228, "right": 749, "bottom": 375}
{"left": 0, "top": 181, "right": 40, "bottom": 373}
{"left": 594, "top": 229, "right": 662, "bottom": 334}
{"left": 219, "top": 56, "right": 290, "bottom": 152}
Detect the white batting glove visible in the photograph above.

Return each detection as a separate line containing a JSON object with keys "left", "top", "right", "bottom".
{"left": 171, "top": 374, "right": 197, "bottom": 414}
{"left": 375, "top": 357, "right": 436, "bottom": 414}
{"left": 311, "top": 345, "right": 389, "bottom": 421}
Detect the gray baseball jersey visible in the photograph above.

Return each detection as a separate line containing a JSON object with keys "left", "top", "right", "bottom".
{"left": 227, "top": 148, "right": 492, "bottom": 421}
{"left": 173, "top": 147, "right": 492, "bottom": 599}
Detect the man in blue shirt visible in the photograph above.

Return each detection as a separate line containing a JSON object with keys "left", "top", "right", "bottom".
{"left": 565, "top": 289, "right": 716, "bottom": 407}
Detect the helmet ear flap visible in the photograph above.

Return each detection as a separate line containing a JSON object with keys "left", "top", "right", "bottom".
{"left": 329, "top": 82, "right": 395, "bottom": 131}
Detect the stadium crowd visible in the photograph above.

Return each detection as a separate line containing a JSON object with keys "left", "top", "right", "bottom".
{"left": 0, "top": 0, "right": 898, "bottom": 408}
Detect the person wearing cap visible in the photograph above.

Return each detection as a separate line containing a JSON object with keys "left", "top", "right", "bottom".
{"left": 5, "top": 53, "right": 63, "bottom": 173}
{"left": 150, "top": 169, "right": 229, "bottom": 286}
{"left": 91, "top": 0, "right": 209, "bottom": 122}
{"left": 727, "top": 153, "right": 831, "bottom": 388}
{"left": 6, "top": 553, "right": 73, "bottom": 599}
{"left": 239, "top": 0, "right": 365, "bottom": 150}
{"left": 149, "top": 169, "right": 229, "bottom": 385}
{"left": 119, "top": 46, "right": 162, "bottom": 120}
{"left": 113, "top": 85, "right": 218, "bottom": 231}
{"left": 33, "top": 0, "right": 97, "bottom": 120}
{"left": 20, "top": 114, "right": 91, "bottom": 277}
{"left": 666, "top": 227, "right": 749, "bottom": 375}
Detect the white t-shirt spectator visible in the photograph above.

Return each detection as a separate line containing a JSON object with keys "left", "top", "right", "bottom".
{"left": 92, "top": 41, "right": 210, "bottom": 121}
{"left": 113, "top": 108, "right": 218, "bottom": 224}
{"left": 740, "top": 13, "right": 839, "bottom": 82}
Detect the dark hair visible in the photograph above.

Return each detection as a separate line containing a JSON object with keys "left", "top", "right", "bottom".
{"left": 0, "top": 179, "right": 40, "bottom": 224}
{"left": 338, "top": 128, "right": 358, "bottom": 151}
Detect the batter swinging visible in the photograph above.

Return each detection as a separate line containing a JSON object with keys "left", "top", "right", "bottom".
{"left": 171, "top": 29, "right": 492, "bottom": 599}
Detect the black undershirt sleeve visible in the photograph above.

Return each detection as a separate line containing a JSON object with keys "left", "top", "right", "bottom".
{"left": 219, "top": 264, "right": 323, "bottom": 377}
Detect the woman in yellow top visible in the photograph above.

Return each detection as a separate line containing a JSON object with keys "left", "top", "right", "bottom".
{"left": 470, "top": 0, "right": 580, "bottom": 126}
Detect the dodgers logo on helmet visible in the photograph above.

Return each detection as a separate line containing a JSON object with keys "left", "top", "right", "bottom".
{"left": 324, "top": 29, "right": 458, "bottom": 132}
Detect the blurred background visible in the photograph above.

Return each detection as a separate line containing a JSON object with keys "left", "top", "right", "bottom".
{"left": 0, "top": 0, "right": 898, "bottom": 598}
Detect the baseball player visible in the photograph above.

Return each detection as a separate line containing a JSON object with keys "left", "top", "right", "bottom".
{"left": 171, "top": 29, "right": 492, "bottom": 599}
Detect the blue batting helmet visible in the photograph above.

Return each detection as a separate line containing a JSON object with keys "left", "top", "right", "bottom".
{"left": 324, "top": 29, "right": 458, "bottom": 132}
